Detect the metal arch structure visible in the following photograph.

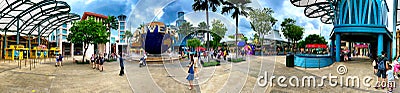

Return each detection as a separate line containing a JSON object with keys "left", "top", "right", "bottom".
{"left": 0, "top": 0, "right": 79, "bottom": 58}
{"left": 0, "top": 0, "right": 70, "bottom": 35}
{"left": 30, "top": 13, "right": 80, "bottom": 36}
{"left": 41, "top": 13, "right": 80, "bottom": 37}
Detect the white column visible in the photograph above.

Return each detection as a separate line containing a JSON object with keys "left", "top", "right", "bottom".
{"left": 71, "top": 43, "right": 74, "bottom": 57}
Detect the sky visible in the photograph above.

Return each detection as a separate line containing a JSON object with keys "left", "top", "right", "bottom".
{"left": 60, "top": 0, "right": 396, "bottom": 41}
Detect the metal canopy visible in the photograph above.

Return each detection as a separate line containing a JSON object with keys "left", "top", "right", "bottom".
{"left": 290, "top": 0, "right": 335, "bottom": 24}
{"left": 0, "top": 0, "right": 80, "bottom": 36}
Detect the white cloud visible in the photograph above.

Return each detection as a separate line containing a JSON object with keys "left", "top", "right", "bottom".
{"left": 85, "top": 0, "right": 95, "bottom": 5}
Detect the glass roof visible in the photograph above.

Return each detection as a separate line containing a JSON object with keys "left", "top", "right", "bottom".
{"left": 0, "top": 0, "right": 80, "bottom": 36}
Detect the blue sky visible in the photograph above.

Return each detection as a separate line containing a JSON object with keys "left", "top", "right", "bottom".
{"left": 60, "top": 0, "right": 393, "bottom": 40}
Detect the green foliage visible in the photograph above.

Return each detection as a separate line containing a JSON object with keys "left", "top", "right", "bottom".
{"left": 280, "top": 18, "right": 304, "bottom": 48}
{"left": 221, "top": 0, "right": 252, "bottom": 58}
{"left": 228, "top": 58, "right": 245, "bottom": 63}
{"left": 122, "top": 30, "right": 133, "bottom": 43}
{"left": 211, "top": 19, "right": 227, "bottom": 37}
{"left": 187, "top": 38, "right": 202, "bottom": 48}
{"left": 228, "top": 35, "right": 235, "bottom": 39}
{"left": 198, "top": 22, "right": 208, "bottom": 29}
{"left": 202, "top": 61, "right": 220, "bottom": 67}
{"left": 249, "top": 8, "right": 276, "bottom": 46}
{"left": 104, "top": 16, "right": 118, "bottom": 31}
{"left": 242, "top": 37, "right": 248, "bottom": 42}
{"left": 298, "top": 34, "right": 327, "bottom": 48}
{"left": 179, "top": 22, "right": 194, "bottom": 36}
{"left": 68, "top": 17, "right": 109, "bottom": 61}
{"left": 192, "top": 0, "right": 222, "bottom": 12}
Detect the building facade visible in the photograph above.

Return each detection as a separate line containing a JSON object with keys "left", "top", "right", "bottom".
{"left": 116, "top": 14, "right": 128, "bottom": 55}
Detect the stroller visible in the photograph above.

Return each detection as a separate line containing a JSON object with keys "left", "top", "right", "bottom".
{"left": 139, "top": 55, "right": 147, "bottom": 67}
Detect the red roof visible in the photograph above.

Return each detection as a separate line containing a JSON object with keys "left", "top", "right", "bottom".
{"left": 81, "top": 12, "right": 108, "bottom": 21}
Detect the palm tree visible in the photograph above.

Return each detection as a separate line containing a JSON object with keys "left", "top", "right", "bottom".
{"left": 193, "top": 0, "right": 222, "bottom": 62}
{"left": 103, "top": 16, "right": 118, "bottom": 57}
{"left": 221, "top": 0, "right": 252, "bottom": 58}
{"left": 179, "top": 22, "right": 194, "bottom": 37}
{"left": 123, "top": 30, "right": 133, "bottom": 54}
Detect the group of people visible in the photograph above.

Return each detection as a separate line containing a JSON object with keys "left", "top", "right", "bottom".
{"left": 55, "top": 54, "right": 63, "bottom": 67}
{"left": 90, "top": 54, "right": 105, "bottom": 72}
{"left": 372, "top": 51, "right": 396, "bottom": 92}
{"left": 211, "top": 48, "right": 229, "bottom": 60}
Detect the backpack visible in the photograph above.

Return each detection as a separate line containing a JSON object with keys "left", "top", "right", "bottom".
{"left": 377, "top": 58, "right": 386, "bottom": 70}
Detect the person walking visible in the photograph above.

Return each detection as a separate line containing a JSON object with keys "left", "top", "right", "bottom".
{"left": 186, "top": 60, "right": 195, "bottom": 90}
{"left": 55, "top": 54, "right": 59, "bottom": 67}
{"left": 119, "top": 54, "right": 125, "bottom": 76}
{"left": 99, "top": 57, "right": 104, "bottom": 72}
{"left": 91, "top": 54, "right": 96, "bottom": 69}
{"left": 375, "top": 51, "right": 389, "bottom": 89}
{"left": 59, "top": 53, "right": 63, "bottom": 66}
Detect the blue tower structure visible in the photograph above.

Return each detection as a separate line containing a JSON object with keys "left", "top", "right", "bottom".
{"left": 291, "top": 0, "right": 395, "bottom": 62}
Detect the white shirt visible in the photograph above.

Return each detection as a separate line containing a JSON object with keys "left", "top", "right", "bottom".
{"left": 387, "top": 70, "right": 394, "bottom": 81}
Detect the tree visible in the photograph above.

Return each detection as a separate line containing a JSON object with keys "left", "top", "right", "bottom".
{"left": 198, "top": 21, "right": 208, "bottom": 29}
{"left": 179, "top": 22, "right": 194, "bottom": 37}
{"left": 187, "top": 38, "right": 202, "bottom": 49}
{"left": 242, "top": 37, "right": 248, "bottom": 42}
{"left": 123, "top": 30, "right": 133, "bottom": 54}
{"left": 249, "top": 8, "right": 277, "bottom": 50}
{"left": 210, "top": 19, "right": 227, "bottom": 49}
{"left": 103, "top": 16, "right": 118, "bottom": 57}
{"left": 211, "top": 19, "right": 227, "bottom": 37}
{"left": 68, "top": 17, "right": 109, "bottom": 62}
{"left": 253, "top": 33, "right": 259, "bottom": 45}
{"left": 221, "top": 0, "right": 252, "bottom": 58}
{"left": 298, "top": 34, "right": 327, "bottom": 48}
{"left": 281, "top": 18, "right": 304, "bottom": 51}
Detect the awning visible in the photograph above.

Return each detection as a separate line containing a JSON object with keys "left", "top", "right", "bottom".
{"left": 306, "top": 44, "right": 327, "bottom": 48}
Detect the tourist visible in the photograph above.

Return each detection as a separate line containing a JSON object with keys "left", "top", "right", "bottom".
{"left": 59, "top": 53, "right": 63, "bottom": 66}
{"left": 55, "top": 54, "right": 59, "bottom": 67}
{"left": 99, "top": 56, "right": 105, "bottom": 72}
{"left": 375, "top": 51, "right": 389, "bottom": 89}
{"left": 186, "top": 60, "right": 195, "bottom": 90}
{"left": 119, "top": 54, "right": 125, "bottom": 76}
{"left": 91, "top": 54, "right": 96, "bottom": 69}
{"left": 96, "top": 55, "right": 100, "bottom": 70}
{"left": 386, "top": 65, "right": 395, "bottom": 92}
{"left": 193, "top": 53, "right": 199, "bottom": 79}
{"left": 372, "top": 54, "right": 378, "bottom": 74}
{"left": 393, "top": 56, "right": 400, "bottom": 79}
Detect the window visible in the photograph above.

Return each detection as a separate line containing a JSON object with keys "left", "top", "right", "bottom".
{"left": 62, "top": 36, "right": 67, "bottom": 40}
{"left": 120, "top": 31, "right": 125, "bottom": 36}
{"left": 62, "top": 23, "right": 67, "bottom": 28}
{"left": 120, "top": 40, "right": 125, "bottom": 43}
{"left": 56, "top": 29, "right": 59, "bottom": 35}
{"left": 111, "top": 37, "right": 115, "bottom": 43}
{"left": 120, "top": 22, "right": 125, "bottom": 31}
{"left": 62, "top": 29, "right": 67, "bottom": 34}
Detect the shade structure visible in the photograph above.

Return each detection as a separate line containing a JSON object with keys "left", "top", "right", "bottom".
{"left": 0, "top": 0, "right": 80, "bottom": 36}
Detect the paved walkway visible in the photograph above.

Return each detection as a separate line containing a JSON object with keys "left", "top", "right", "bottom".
{"left": 0, "top": 57, "right": 132, "bottom": 93}
{"left": 1, "top": 55, "right": 398, "bottom": 93}
{"left": 270, "top": 56, "right": 399, "bottom": 93}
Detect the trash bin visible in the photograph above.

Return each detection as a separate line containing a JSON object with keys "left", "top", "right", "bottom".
{"left": 286, "top": 53, "right": 294, "bottom": 67}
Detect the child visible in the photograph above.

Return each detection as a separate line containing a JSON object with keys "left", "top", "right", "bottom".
{"left": 387, "top": 65, "right": 395, "bottom": 92}
{"left": 99, "top": 57, "right": 104, "bottom": 72}
{"left": 59, "top": 53, "right": 63, "bottom": 66}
